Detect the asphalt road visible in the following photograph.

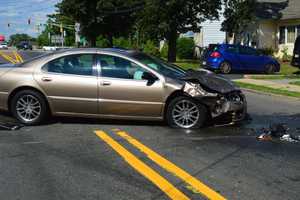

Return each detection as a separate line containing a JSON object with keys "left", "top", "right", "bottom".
{"left": 1, "top": 50, "right": 300, "bottom": 200}
{"left": 0, "top": 49, "right": 45, "bottom": 64}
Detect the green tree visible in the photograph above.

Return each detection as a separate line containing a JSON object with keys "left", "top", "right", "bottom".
{"left": 37, "top": 13, "right": 76, "bottom": 47}
{"left": 177, "top": 37, "right": 195, "bottom": 59}
{"left": 57, "top": 0, "right": 142, "bottom": 47}
{"left": 9, "top": 34, "right": 34, "bottom": 46}
{"left": 143, "top": 40, "right": 160, "bottom": 57}
{"left": 138, "top": 0, "right": 221, "bottom": 62}
{"left": 222, "top": 0, "right": 257, "bottom": 43}
{"left": 37, "top": 31, "right": 50, "bottom": 47}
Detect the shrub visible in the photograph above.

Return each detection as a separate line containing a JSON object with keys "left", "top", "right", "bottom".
{"left": 176, "top": 37, "right": 195, "bottom": 59}
{"left": 96, "top": 35, "right": 110, "bottom": 48}
{"left": 143, "top": 40, "right": 160, "bottom": 57}
{"left": 281, "top": 47, "right": 290, "bottom": 62}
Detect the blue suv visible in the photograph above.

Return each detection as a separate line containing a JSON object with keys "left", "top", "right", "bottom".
{"left": 202, "top": 44, "right": 280, "bottom": 74}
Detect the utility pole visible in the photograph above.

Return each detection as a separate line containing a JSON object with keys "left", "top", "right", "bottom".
{"left": 48, "top": 32, "right": 51, "bottom": 46}
{"left": 75, "top": 23, "right": 80, "bottom": 47}
{"left": 60, "top": 23, "right": 64, "bottom": 47}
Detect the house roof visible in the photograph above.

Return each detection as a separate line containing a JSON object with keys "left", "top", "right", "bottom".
{"left": 257, "top": 0, "right": 300, "bottom": 20}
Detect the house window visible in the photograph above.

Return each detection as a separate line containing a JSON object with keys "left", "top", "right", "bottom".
{"left": 287, "top": 26, "right": 296, "bottom": 43}
{"left": 279, "top": 25, "right": 300, "bottom": 44}
{"left": 279, "top": 26, "right": 286, "bottom": 44}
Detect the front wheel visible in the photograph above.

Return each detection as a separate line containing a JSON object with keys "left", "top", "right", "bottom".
{"left": 166, "top": 96, "right": 207, "bottom": 129}
{"left": 265, "top": 64, "right": 276, "bottom": 74}
{"left": 11, "top": 90, "right": 48, "bottom": 125}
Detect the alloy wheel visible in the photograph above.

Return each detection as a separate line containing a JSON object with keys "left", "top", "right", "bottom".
{"left": 172, "top": 100, "right": 200, "bottom": 129}
{"left": 16, "top": 95, "right": 41, "bottom": 123}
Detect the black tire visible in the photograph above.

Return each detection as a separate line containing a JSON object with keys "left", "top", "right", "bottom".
{"left": 166, "top": 96, "right": 207, "bottom": 129}
{"left": 10, "top": 90, "right": 48, "bottom": 125}
{"left": 265, "top": 64, "right": 275, "bottom": 74}
{"left": 220, "top": 61, "right": 232, "bottom": 74}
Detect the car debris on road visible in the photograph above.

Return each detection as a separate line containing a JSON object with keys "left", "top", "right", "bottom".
{"left": 0, "top": 122, "right": 23, "bottom": 131}
{"left": 257, "top": 123, "right": 300, "bottom": 143}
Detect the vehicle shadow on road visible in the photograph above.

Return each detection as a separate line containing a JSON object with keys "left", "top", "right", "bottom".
{"left": 1, "top": 111, "right": 299, "bottom": 137}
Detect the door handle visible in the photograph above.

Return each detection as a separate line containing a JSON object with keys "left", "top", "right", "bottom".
{"left": 101, "top": 81, "right": 111, "bottom": 86}
{"left": 41, "top": 77, "right": 52, "bottom": 82}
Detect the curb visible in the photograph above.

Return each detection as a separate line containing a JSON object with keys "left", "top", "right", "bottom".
{"left": 240, "top": 88, "right": 300, "bottom": 101}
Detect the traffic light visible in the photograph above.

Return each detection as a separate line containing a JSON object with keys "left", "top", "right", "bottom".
{"left": 28, "top": 19, "right": 31, "bottom": 25}
{"left": 7, "top": 23, "right": 10, "bottom": 27}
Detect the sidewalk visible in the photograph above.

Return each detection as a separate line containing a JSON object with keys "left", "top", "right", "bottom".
{"left": 235, "top": 78, "right": 300, "bottom": 93}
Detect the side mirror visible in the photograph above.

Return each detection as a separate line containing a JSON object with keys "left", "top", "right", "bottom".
{"left": 142, "top": 71, "right": 158, "bottom": 86}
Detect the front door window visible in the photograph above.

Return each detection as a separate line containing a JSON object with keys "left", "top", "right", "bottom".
{"left": 98, "top": 54, "right": 147, "bottom": 80}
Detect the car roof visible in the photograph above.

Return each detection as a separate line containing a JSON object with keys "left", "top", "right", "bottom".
{"left": 56, "top": 47, "right": 138, "bottom": 56}
{"left": 21, "top": 48, "right": 140, "bottom": 66}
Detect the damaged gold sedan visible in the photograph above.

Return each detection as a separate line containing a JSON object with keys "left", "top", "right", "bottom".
{"left": 0, "top": 48, "right": 247, "bottom": 129}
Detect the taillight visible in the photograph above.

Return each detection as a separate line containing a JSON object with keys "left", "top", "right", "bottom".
{"left": 210, "top": 51, "right": 221, "bottom": 58}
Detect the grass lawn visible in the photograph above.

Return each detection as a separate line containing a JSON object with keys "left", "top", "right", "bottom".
{"left": 290, "top": 81, "right": 300, "bottom": 86}
{"left": 280, "top": 62, "right": 299, "bottom": 75}
{"left": 173, "top": 59, "right": 201, "bottom": 70}
{"left": 249, "top": 62, "right": 300, "bottom": 79}
{"left": 235, "top": 81, "right": 300, "bottom": 98}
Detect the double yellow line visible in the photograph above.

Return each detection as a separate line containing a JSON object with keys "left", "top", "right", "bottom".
{"left": 0, "top": 51, "right": 23, "bottom": 64}
{"left": 95, "top": 129, "right": 227, "bottom": 200}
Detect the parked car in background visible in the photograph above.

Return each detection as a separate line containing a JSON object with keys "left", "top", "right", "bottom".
{"left": 291, "top": 36, "right": 300, "bottom": 68}
{"left": 0, "top": 48, "right": 247, "bottom": 129}
{"left": 16, "top": 41, "right": 33, "bottom": 50}
{"left": 42, "top": 46, "right": 58, "bottom": 51}
{"left": 0, "top": 42, "right": 8, "bottom": 49}
{"left": 202, "top": 44, "right": 280, "bottom": 74}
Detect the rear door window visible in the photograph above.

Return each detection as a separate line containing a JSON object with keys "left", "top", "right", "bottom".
{"left": 43, "top": 54, "right": 95, "bottom": 76}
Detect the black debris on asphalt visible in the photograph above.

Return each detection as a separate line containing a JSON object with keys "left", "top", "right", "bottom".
{"left": 0, "top": 122, "right": 24, "bottom": 131}
{"left": 257, "top": 123, "right": 300, "bottom": 143}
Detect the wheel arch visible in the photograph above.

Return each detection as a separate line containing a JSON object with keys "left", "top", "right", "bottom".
{"left": 163, "top": 90, "right": 187, "bottom": 119}
{"left": 7, "top": 86, "right": 51, "bottom": 113}
{"left": 163, "top": 90, "right": 210, "bottom": 120}
{"left": 266, "top": 61, "right": 280, "bottom": 69}
{"left": 220, "top": 59, "right": 233, "bottom": 68}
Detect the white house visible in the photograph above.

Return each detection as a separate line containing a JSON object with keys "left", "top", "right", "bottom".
{"left": 235, "top": 0, "right": 300, "bottom": 56}
{"left": 181, "top": 10, "right": 226, "bottom": 57}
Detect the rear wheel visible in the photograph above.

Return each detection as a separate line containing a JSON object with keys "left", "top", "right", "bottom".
{"left": 220, "top": 61, "right": 232, "bottom": 74}
{"left": 265, "top": 64, "right": 276, "bottom": 74}
{"left": 11, "top": 90, "right": 48, "bottom": 125}
{"left": 166, "top": 96, "right": 207, "bottom": 129}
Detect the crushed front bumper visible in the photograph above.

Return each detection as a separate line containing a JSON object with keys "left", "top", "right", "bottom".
{"left": 209, "top": 91, "right": 248, "bottom": 125}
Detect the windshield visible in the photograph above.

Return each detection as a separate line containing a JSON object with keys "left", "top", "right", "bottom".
{"left": 132, "top": 53, "right": 186, "bottom": 79}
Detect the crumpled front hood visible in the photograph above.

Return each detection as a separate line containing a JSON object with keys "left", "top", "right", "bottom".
{"left": 181, "top": 69, "right": 238, "bottom": 94}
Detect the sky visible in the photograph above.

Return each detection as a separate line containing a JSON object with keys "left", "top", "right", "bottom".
{"left": 0, "top": 0, "right": 60, "bottom": 40}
